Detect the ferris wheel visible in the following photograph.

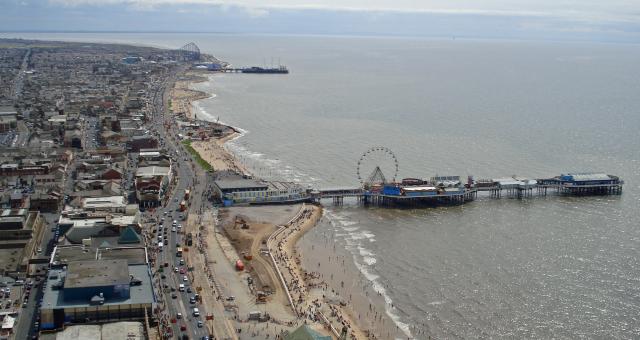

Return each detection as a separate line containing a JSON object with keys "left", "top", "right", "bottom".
{"left": 356, "top": 147, "right": 399, "bottom": 188}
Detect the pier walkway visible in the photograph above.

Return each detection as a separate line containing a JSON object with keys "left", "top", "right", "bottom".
{"left": 311, "top": 173, "right": 624, "bottom": 207}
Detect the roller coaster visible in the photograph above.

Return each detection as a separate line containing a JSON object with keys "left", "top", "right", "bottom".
{"left": 177, "top": 42, "right": 201, "bottom": 61}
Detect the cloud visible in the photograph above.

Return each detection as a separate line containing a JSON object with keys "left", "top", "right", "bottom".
{"left": 45, "top": 0, "right": 640, "bottom": 24}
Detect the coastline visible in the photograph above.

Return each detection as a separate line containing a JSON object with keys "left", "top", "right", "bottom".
{"left": 181, "top": 71, "right": 405, "bottom": 339}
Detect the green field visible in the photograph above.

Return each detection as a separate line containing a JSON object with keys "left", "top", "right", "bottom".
{"left": 182, "top": 140, "right": 214, "bottom": 172}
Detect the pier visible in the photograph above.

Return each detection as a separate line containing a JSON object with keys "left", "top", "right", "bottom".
{"left": 221, "top": 65, "right": 289, "bottom": 74}
{"left": 312, "top": 173, "right": 624, "bottom": 207}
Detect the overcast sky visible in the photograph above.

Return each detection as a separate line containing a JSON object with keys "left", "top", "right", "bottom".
{"left": 2, "top": 0, "right": 639, "bottom": 42}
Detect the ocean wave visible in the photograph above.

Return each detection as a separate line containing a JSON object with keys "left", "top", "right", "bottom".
{"left": 327, "top": 210, "right": 413, "bottom": 339}
{"left": 354, "top": 259, "right": 413, "bottom": 339}
{"left": 363, "top": 256, "right": 377, "bottom": 265}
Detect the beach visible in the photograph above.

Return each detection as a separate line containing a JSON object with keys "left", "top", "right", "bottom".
{"left": 169, "top": 71, "right": 210, "bottom": 120}
{"left": 179, "top": 71, "right": 406, "bottom": 339}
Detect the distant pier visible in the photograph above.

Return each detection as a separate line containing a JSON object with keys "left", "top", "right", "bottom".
{"left": 312, "top": 173, "right": 623, "bottom": 207}
{"left": 221, "top": 66, "right": 289, "bottom": 74}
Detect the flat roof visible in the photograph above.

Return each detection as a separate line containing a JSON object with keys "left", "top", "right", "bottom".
{"left": 83, "top": 196, "right": 126, "bottom": 209}
{"left": 1, "top": 209, "right": 27, "bottom": 217}
{"left": 97, "top": 247, "right": 147, "bottom": 265}
{"left": 65, "top": 259, "right": 130, "bottom": 289}
{"left": 138, "top": 151, "right": 161, "bottom": 157}
{"left": 136, "top": 166, "right": 170, "bottom": 177}
{"left": 42, "top": 264, "right": 155, "bottom": 310}
{"left": 52, "top": 246, "right": 96, "bottom": 265}
{"left": 214, "top": 178, "right": 268, "bottom": 191}
{"left": 563, "top": 173, "right": 611, "bottom": 181}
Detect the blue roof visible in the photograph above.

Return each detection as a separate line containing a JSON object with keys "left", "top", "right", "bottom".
{"left": 118, "top": 226, "right": 141, "bottom": 244}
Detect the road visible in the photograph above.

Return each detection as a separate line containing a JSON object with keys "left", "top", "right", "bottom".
{"left": 146, "top": 67, "right": 238, "bottom": 340}
{"left": 12, "top": 48, "right": 30, "bottom": 100}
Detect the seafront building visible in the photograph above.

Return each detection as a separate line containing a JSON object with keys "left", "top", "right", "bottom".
{"left": 40, "top": 246, "right": 155, "bottom": 330}
{"left": 135, "top": 165, "right": 172, "bottom": 207}
{"left": 213, "top": 173, "right": 309, "bottom": 205}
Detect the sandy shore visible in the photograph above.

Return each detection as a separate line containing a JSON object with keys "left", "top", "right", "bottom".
{"left": 190, "top": 136, "right": 251, "bottom": 175}
{"left": 269, "top": 205, "right": 409, "bottom": 340}
{"left": 170, "top": 71, "right": 210, "bottom": 120}
{"left": 179, "top": 72, "right": 384, "bottom": 339}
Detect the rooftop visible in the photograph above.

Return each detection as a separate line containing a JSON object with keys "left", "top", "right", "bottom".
{"left": 135, "top": 166, "right": 170, "bottom": 177}
{"left": 82, "top": 196, "right": 126, "bottom": 209}
{"left": 42, "top": 264, "right": 155, "bottom": 310}
{"left": 561, "top": 173, "right": 612, "bottom": 181}
{"left": 214, "top": 178, "right": 269, "bottom": 191}
{"left": 65, "top": 259, "right": 130, "bottom": 289}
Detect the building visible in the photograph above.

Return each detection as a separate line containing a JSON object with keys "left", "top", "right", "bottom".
{"left": 58, "top": 212, "right": 140, "bottom": 244}
{"left": 42, "top": 321, "right": 144, "bottom": 340}
{"left": 30, "top": 192, "right": 61, "bottom": 212}
{"left": 0, "top": 114, "right": 17, "bottom": 132}
{"left": 558, "top": 173, "right": 620, "bottom": 185}
{"left": 63, "top": 130, "right": 83, "bottom": 148}
{"left": 0, "top": 209, "right": 44, "bottom": 244}
{"left": 127, "top": 135, "right": 158, "bottom": 152}
{"left": 0, "top": 209, "right": 45, "bottom": 275}
{"left": 100, "top": 168, "right": 123, "bottom": 181}
{"left": 81, "top": 196, "right": 128, "bottom": 214}
{"left": 213, "top": 175, "right": 309, "bottom": 205}
{"left": 135, "top": 166, "right": 171, "bottom": 207}
{"left": 40, "top": 254, "right": 156, "bottom": 330}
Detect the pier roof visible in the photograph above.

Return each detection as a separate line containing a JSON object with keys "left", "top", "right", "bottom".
{"left": 561, "top": 173, "right": 611, "bottom": 181}
{"left": 214, "top": 178, "right": 268, "bottom": 191}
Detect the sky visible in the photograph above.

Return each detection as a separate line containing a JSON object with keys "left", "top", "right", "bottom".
{"left": 1, "top": 0, "right": 639, "bottom": 42}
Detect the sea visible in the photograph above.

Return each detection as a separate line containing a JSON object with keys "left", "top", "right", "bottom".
{"left": 4, "top": 32, "right": 639, "bottom": 339}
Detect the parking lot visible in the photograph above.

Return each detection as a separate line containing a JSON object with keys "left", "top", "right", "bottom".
{"left": 0, "top": 131, "right": 17, "bottom": 147}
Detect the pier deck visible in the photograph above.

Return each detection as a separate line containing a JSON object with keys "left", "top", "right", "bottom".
{"left": 312, "top": 173, "right": 623, "bottom": 206}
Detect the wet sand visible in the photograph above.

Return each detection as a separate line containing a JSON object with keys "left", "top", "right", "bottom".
{"left": 298, "top": 216, "right": 410, "bottom": 340}
{"left": 170, "top": 71, "right": 210, "bottom": 120}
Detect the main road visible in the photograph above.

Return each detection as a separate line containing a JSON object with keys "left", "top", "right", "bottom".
{"left": 148, "top": 67, "right": 237, "bottom": 340}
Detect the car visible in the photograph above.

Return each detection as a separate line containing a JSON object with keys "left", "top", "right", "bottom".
{"left": 180, "top": 268, "right": 186, "bottom": 274}
{"left": 197, "top": 320, "right": 203, "bottom": 328}
{"left": 171, "top": 293, "right": 177, "bottom": 299}
{"left": 186, "top": 287, "right": 192, "bottom": 293}
{"left": 180, "top": 324, "right": 187, "bottom": 331}
{"left": 192, "top": 308, "right": 200, "bottom": 317}
{"left": 183, "top": 276, "right": 188, "bottom": 282}
{"left": 161, "top": 274, "right": 166, "bottom": 279}
{"left": 179, "top": 284, "right": 185, "bottom": 292}
{"left": 37, "top": 247, "right": 42, "bottom": 253}
{"left": 174, "top": 267, "right": 179, "bottom": 273}
{"left": 190, "top": 296, "right": 196, "bottom": 304}
{"left": 170, "top": 286, "right": 176, "bottom": 292}
{"left": 226, "top": 296, "right": 235, "bottom": 301}
{"left": 172, "top": 227, "right": 176, "bottom": 232}
{"left": 177, "top": 312, "right": 182, "bottom": 319}
{"left": 179, "top": 259, "right": 185, "bottom": 265}
{"left": 177, "top": 224, "right": 182, "bottom": 230}
{"left": 164, "top": 240, "right": 168, "bottom": 245}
